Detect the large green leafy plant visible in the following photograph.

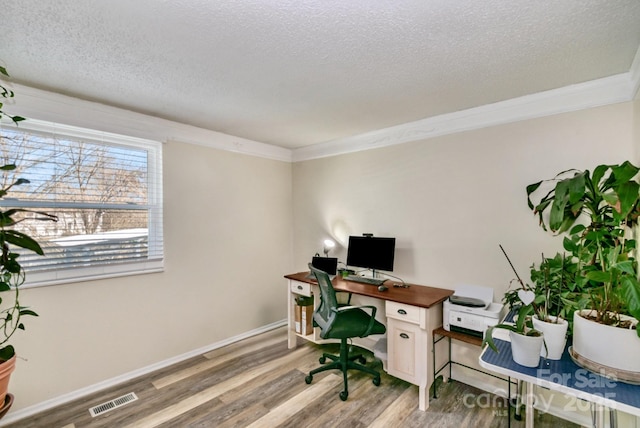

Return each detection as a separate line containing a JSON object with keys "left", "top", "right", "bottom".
{"left": 0, "top": 165, "right": 58, "bottom": 360}
{"left": 527, "top": 161, "right": 640, "bottom": 337}
{"left": 0, "top": 67, "right": 57, "bottom": 361}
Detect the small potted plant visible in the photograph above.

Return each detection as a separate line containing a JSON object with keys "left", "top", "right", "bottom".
{"left": 500, "top": 247, "right": 575, "bottom": 360}
{"left": 527, "top": 161, "right": 640, "bottom": 381}
{"left": 482, "top": 298, "right": 545, "bottom": 368}
{"left": 527, "top": 253, "right": 578, "bottom": 359}
{"left": 485, "top": 246, "right": 546, "bottom": 367}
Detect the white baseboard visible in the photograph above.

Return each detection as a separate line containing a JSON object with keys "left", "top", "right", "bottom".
{"left": 0, "top": 319, "right": 287, "bottom": 426}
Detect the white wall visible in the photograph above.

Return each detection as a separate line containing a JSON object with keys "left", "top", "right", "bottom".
{"left": 4, "top": 87, "right": 293, "bottom": 414}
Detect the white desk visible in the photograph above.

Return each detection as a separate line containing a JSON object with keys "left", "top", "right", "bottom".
{"left": 285, "top": 272, "right": 452, "bottom": 411}
{"left": 479, "top": 337, "right": 640, "bottom": 428}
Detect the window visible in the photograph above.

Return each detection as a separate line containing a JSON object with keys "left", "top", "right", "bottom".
{"left": 0, "top": 119, "right": 163, "bottom": 286}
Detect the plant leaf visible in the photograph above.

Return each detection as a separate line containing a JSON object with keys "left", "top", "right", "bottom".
{"left": 526, "top": 181, "right": 542, "bottom": 209}
{"left": 550, "top": 179, "right": 571, "bottom": 231}
{"left": 611, "top": 161, "right": 640, "bottom": 185}
{"left": 585, "top": 270, "right": 611, "bottom": 283}
{"left": 621, "top": 276, "right": 640, "bottom": 321}
{"left": 482, "top": 324, "right": 519, "bottom": 353}
{"left": 567, "top": 171, "right": 586, "bottom": 205}
{"left": 1, "top": 230, "right": 44, "bottom": 255}
{"left": 614, "top": 181, "right": 639, "bottom": 219}
{"left": 0, "top": 346, "right": 15, "bottom": 361}
{"left": 616, "top": 260, "right": 636, "bottom": 276}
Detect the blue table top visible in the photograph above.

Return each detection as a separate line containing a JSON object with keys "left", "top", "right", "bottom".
{"left": 480, "top": 338, "right": 640, "bottom": 416}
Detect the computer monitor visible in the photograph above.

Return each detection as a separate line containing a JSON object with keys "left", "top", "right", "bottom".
{"left": 311, "top": 256, "right": 338, "bottom": 276}
{"left": 346, "top": 235, "right": 396, "bottom": 272}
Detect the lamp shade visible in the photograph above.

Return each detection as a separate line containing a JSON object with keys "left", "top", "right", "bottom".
{"left": 323, "top": 239, "right": 335, "bottom": 256}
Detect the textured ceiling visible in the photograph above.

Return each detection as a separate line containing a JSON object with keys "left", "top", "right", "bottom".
{"left": 1, "top": 0, "right": 640, "bottom": 150}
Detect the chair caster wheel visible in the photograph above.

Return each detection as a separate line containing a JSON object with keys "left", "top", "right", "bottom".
{"left": 373, "top": 377, "right": 381, "bottom": 386}
{"left": 358, "top": 356, "right": 366, "bottom": 364}
{"left": 305, "top": 375, "right": 313, "bottom": 384}
{"left": 319, "top": 356, "right": 326, "bottom": 364}
{"left": 339, "top": 391, "right": 348, "bottom": 401}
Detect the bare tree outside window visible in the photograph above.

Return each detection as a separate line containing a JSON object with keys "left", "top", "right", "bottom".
{"left": 0, "top": 126, "right": 156, "bottom": 272}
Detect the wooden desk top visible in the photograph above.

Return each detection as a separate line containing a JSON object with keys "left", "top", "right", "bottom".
{"left": 285, "top": 271, "right": 453, "bottom": 309}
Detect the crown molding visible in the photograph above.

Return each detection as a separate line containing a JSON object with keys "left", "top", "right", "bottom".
{"left": 5, "top": 84, "right": 293, "bottom": 162}
{"left": 631, "top": 44, "right": 640, "bottom": 100}
{"left": 4, "top": 62, "right": 639, "bottom": 165}
{"left": 293, "top": 72, "right": 636, "bottom": 162}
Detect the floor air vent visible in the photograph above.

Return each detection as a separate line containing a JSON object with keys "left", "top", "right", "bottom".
{"left": 89, "top": 392, "right": 138, "bottom": 417}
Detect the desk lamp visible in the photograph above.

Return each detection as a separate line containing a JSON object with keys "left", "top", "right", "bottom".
{"left": 323, "top": 239, "right": 335, "bottom": 257}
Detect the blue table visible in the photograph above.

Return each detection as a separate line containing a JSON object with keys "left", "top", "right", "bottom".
{"left": 479, "top": 337, "right": 640, "bottom": 428}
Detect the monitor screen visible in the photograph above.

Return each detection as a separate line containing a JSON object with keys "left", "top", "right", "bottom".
{"left": 346, "top": 236, "right": 396, "bottom": 272}
{"left": 311, "top": 256, "right": 338, "bottom": 275}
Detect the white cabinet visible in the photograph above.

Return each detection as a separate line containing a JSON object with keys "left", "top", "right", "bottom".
{"left": 385, "top": 300, "right": 443, "bottom": 411}
{"left": 386, "top": 301, "right": 423, "bottom": 384}
{"left": 387, "top": 318, "right": 421, "bottom": 383}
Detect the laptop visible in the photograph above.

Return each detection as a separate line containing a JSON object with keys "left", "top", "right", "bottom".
{"left": 306, "top": 256, "right": 338, "bottom": 280}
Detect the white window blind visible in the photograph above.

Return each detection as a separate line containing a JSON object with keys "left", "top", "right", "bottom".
{"left": 0, "top": 119, "right": 163, "bottom": 286}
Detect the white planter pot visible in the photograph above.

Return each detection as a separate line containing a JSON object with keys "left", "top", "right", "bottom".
{"left": 509, "top": 330, "right": 544, "bottom": 367}
{"left": 532, "top": 315, "right": 568, "bottom": 360}
{"left": 573, "top": 310, "right": 640, "bottom": 374}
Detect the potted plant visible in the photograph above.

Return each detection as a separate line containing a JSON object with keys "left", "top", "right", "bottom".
{"left": 485, "top": 247, "right": 546, "bottom": 367}
{"left": 500, "top": 246, "right": 576, "bottom": 360}
{"left": 483, "top": 301, "right": 545, "bottom": 368}
{"left": 527, "top": 254, "right": 576, "bottom": 360}
{"left": 527, "top": 161, "right": 640, "bottom": 380}
{"left": 0, "top": 67, "right": 57, "bottom": 412}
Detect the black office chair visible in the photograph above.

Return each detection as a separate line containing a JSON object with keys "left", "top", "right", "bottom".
{"left": 304, "top": 264, "right": 386, "bottom": 401}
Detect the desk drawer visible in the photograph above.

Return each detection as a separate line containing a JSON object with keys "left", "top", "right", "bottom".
{"left": 290, "top": 280, "right": 312, "bottom": 297}
{"left": 386, "top": 301, "right": 420, "bottom": 324}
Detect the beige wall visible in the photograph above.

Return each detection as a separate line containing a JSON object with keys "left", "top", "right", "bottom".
{"left": 293, "top": 102, "right": 636, "bottom": 296}
{"left": 6, "top": 108, "right": 293, "bottom": 412}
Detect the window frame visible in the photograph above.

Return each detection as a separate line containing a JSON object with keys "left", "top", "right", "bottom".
{"left": 0, "top": 118, "right": 164, "bottom": 287}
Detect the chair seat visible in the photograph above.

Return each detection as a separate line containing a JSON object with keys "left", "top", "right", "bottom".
{"left": 321, "top": 308, "right": 386, "bottom": 339}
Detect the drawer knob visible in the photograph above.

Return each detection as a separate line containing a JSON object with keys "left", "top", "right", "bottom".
{"left": 397, "top": 309, "right": 407, "bottom": 315}
{"left": 297, "top": 285, "right": 303, "bottom": 290}
{"left": 400, "top": 333, "right": 410, "bottom": 339}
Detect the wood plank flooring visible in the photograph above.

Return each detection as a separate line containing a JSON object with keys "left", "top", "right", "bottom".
{"left": 6, "top": 327, "right": 579, "bottom": 427}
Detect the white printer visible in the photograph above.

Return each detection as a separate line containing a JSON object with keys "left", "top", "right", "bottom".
{"left": 443, "top": 284, "right": 506, "bottom": 337}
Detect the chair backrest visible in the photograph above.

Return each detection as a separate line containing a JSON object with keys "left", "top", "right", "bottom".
{"left": 309, "top": 264, "right": 338, "bottom": 331}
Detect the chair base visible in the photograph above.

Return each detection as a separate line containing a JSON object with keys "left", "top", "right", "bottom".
{"left": 305, "top": 339, "right": 381, "bottom": 401}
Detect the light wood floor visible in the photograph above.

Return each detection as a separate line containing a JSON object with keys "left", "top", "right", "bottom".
{"left": 6, "top": 327, "right": 579, "bottom": 427}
